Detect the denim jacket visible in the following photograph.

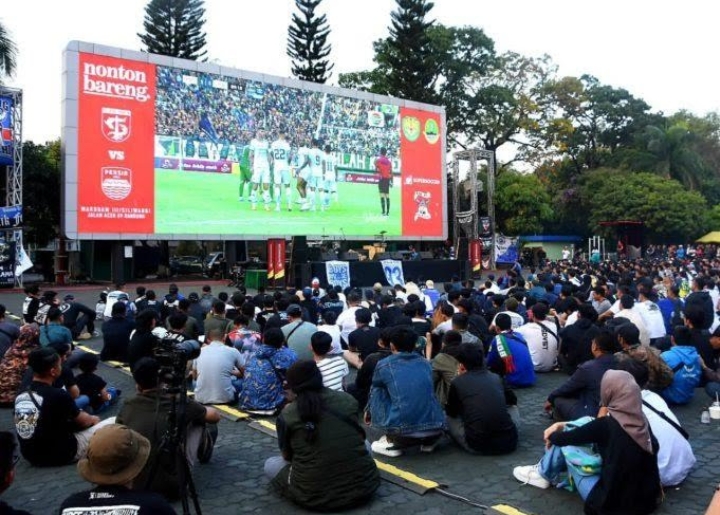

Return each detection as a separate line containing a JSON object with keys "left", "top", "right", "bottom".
{"left": 368, "top": 352, "right": 445, "bottom": 435}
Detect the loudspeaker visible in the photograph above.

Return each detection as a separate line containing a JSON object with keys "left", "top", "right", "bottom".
{"left": 292, "top": 236, "right": 309, "bottom": 263}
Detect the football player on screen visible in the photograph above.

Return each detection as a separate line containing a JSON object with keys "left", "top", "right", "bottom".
{"left": 296, "top": 137, "right": 313, "bottom": 211}
{"left": 321, "top": 144, "right": 338, "bottom": 210}
{"left": 270, "top": 130, "right": 293, "bottom": 212}
{"left": 248, "top": 129, "right": 272, "bottom": 211}
{"left": 308, "top": 139, "right": 324, "bottom": 212}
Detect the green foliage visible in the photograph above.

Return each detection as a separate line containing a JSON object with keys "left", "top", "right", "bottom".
{"left": 0, "top": 21, "right": 17, "bottom": 80}
{"left": 579, "top": 169, "right": 708, "bottom": 242}
{"left": 494, "top": 171, "right": 554, "bottom": 234}
{"left": 708, "top": 205, "right": 720, "bottom": 231}
{"left": 287, "top": 0, "right": 333, "bottom": 83}
{"left": 23, "top": 140, "right": 61, "bottom": 246}
{"left": 340, "top": 0, "right": 439, "bottom": 104}
{"left": 138, "top": 0, "right": 207, "bottom": 60}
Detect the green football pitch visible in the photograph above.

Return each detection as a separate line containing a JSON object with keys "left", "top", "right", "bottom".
{"left": 154, "top": 170, "right": 402, "bottom": 236}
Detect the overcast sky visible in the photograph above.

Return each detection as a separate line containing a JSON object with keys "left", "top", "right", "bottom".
{"left": 3, "top": 0, "right": 720, "bottom": 143}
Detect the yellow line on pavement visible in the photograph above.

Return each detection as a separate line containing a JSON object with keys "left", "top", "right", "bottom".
{"left": 256, "top": 419, "right": 277, "bottom": 432}
{"left": 214, "top": 404, "right": 250, "bottom": 420}
{"left": 492, "top": 505, "right": 532, "bottom": 515}
{"left": 77, "top": 344, "right": 99, "bottom": 354}
{"left": 374, "top": 460, "right": 440, "bottom": 490}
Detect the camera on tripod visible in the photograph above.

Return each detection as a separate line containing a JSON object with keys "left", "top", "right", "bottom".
{"left": 153, "top": 332, "right": 201, "bottom": 390}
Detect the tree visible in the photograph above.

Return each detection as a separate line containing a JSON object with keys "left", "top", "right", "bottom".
{"left": 287, "top": 0, "right": 333, "bottom": 83}
{"left": 494, "top": 171, "right": 554, "bottom": 234}
{"left": 23, "top": 140, "right": 61, "bottom": 247}
{"left": 340, "top": 0, "right": 438, "bottom": 104}
{"left": 138, "top": 0, "right": 207, "bottom": 60}
{"left": 531, "top": 75, "right": 656, "bottom": 174}
{"left": 579, "top": 169, "right": 707, "bottom": 242}
{"left": 0, "top": 20, "right": 17, "bottom": 81}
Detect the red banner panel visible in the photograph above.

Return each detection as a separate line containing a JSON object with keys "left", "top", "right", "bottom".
{"left": 399, "top": 108, "right": 443, "bottom": 238}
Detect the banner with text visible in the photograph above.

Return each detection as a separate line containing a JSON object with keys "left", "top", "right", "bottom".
{"left": 381, "top": 259, "right": 405, "bottom": 286}
{"left": 0, "top": 205, "right": 22, "bottom": 228}
{"left": 77, "top": 53, "right": 156, "bottom": 233}
{"left": 326, "top": 261, "right": 350, "bottom": 289}
{"left": 0, "top": 242, "right": 15, "bottom": 285}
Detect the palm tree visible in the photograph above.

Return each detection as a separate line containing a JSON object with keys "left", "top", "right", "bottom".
{"left": 0, "top": 21, "right": 18, "bottom": 80}
{"left": 643, "top": 122, "right": 706, "bottom": 190}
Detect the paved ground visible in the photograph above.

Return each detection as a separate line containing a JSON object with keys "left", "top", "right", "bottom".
{"left": 0, "top": 284, "right": 718, "bottom": 514}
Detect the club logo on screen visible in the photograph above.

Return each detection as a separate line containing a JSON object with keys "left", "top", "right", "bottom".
{"left": 414, "top": 191, "right": 432, "bottom": 221}
{"left": 424, "top": 119, "right": 439, "bottom": 144}
{"left": 402, "top": 116, "right": 421, "bottom": 142}
{"left": 101, "top": 167, "right": 132, "bottom": 200}
{"left": 101, "top": 107, "right": 132, "bottom": 143}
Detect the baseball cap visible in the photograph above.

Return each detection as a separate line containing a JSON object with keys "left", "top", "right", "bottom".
{"left": 188, "top": 292, "right": 200, "bottom": 302}
{"left": 63, "top": 294, "right": 75, "bottom": 301}
{"left": 311, "top": 278, "right": 320, "bottom": 286}
{"left": 78, "top": 424, "right": 151, "bottom": 486}
{"left": 373, "top": 282, "right": 383, "bottom": 292}
{"left": 287, "top": 304, "right": 303, "bottom": 317}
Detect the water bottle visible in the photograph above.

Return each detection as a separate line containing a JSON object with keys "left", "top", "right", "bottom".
{"left": 702, "top": 410, "right": 711, "bottom": 424}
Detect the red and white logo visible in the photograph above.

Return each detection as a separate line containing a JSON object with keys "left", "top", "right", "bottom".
{"left": 101, "top": 107, "right": 132, "bottom": 143}
{"left": 101, "top": 167, "right": 132, "bottom": 200}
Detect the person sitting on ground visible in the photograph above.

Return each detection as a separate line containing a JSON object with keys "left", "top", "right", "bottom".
{"left": 432, "top": 330, "right": 463, "bottom": 406}
{"left": 660, "top": 325, "right": 702, "bottom": 405}
{"left": 446, "top": 343, "right": 518, "bottom": 455}
{"left": 558, "top": 303, "right": 600, "bottom": 374}
{"left": 18, "top": 341, "right": 87, "bottom": 410}
{"left": 615, "top": 323, "right": 674, "bottom": 392}
{"left": 614, "top": 294, "right": 651, "bottom": 346}
{"left": 127, "top": 309, "right": 160, "bottom": 369}
{"left": 701, "top": 326, "right": 720, "bottom": 400}
{"left": 545, "top": 331, "right": 618, "bottom": 421}
{"left": 513, "top": 370, "right": 661, "bottom": 515}
{"left": 282, "top": 304, "right": 317, "bottom": 361}
{"left": 615, "top": 358, "right": 696, "bottom": 487}
{"left": 239, "top": 328, "right": 298, "bottom": 414}
{"left": 39, "top": 306, "right": 73, "bottom": 349}
{"left": 226, "top": 314, "right": 262, "bottom": 365}
{"left": 192, "top": 327, "right": 244, "bottom": 405}
{"left": 375, "top": 294, "right": 402, "bottom": 329}
{"left": 0, "top": 431, "right": 32, "bottom": 515}
{"left": 346, "top": 308, "right": 380, "bottom": 369}
{"left": 0, "top": 325, "right": 41, "bottom": 406}
{"left": 451, "top": 312, "right": 481, "bottom": 347}
{"left": 116, "top": 358, "right": 220, "bottom": 500}
{"left": 167, "top": 299, "right": 200, "bottom": 340}
{"left": 22, "top": 285, "right": 41, "bottom": 325}
{"left": 76, "top": 353, "right": 121, "bottom": 414}
{"left": 0, "top": 304, "right": 19, "bottom": 361}
{"left": 346, "top": 328, "right": 392, "bottom": 410}
{"left": 100, "top": 301, "right": 135, "bottom": 363}
{"left": 316, "top": 310, "right": 342, "bottom": 354}
{"left": 367, "top": 326, "right": 445, "bottom": 457}
{"left": 14, "top": 347, "right": 114, "bottom": 466}
{"left": 59, "top": 424, "right": 176, "bottom": 514}
{"left": 490, "top": 297, "right": 525, "bottom": 331}
{"left": 311, "top": 331, "right": 348, "bottom": 391}
{"left": 486, "top": 313, "right": 536, "bottom": 388}
{"left": 204, "top": 300, "right": 230, "bottom": 338}
{"left": 34, "top": 290, "right": 59, "bottom": 326}
{"left": 265, "top": 360, "right": 380, "bottom": 511}
{"left": 59, "top": 294, "right": 97, "bottom": 340}
{"left": 684, "top": 304, "right": 715, "bottom": 373}
{"left": 517, "top": 303, "right": 560, "bottom": 372}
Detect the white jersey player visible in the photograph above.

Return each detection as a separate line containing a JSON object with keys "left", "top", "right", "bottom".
{"left": 308, "top": 139, "right": 324, "bottom": 211}
{"left": 249, "top": 130, "right": 271, "bottom": 211}
{"left": 322, "top": 145, "right": 338, "bottom": 209}
{"left": 271, "top": 132, "right": 292, "bottom": 211}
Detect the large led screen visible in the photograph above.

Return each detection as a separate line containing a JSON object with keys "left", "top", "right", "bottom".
{"left": 63, "top": 43, "right": 447, "bottom": 240}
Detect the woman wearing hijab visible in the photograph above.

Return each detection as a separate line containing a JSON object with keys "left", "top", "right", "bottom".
{"left": 0, "top": 325, "right": 40, "bottom": 405}
{"left": 513, "top": 369, "right": 661, "bottom": 515}
{"left": 264, "top": 360, "right": 380, "bottom": 511}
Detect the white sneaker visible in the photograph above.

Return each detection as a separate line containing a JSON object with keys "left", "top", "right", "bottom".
{"left": 513, "top": 464, "right": 550, "bottom": 489}
{"left": 275, "top": 205, "right": 281, "bottom": 212}
{"left": 371, "top": 436, "right": 403, "bottom": 458}
{"left": 300, "top": 203, "right": 311, "bottom": 211}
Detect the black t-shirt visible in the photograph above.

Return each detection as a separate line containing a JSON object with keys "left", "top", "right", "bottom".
{"left": 0, "top": 322, "right": 20, "bottom": 359}
{"left": 14, "top": 381, "right": 79, "bottom": 466}
{"left": 76, "top": 372, "right": 107, "bottom": 410}
{"left": 347, "top": 326, "right": 381, "bottom": 361}
{"left": 60, "top": 485, "right": 176, "bottom": 514}
{"left": 128, "top": 331, "right": 158, "bottom": 369}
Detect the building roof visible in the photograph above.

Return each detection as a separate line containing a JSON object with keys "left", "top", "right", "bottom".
{"left": 520, "top": 235, "right": 582, "bottom": 243}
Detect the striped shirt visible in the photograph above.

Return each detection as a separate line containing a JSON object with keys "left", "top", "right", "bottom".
{"left": 316, "top": 356, "right": 349, "bottom": 391}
